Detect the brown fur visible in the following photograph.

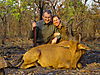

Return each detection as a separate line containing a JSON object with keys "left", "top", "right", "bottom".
{"left": 20, "top": 40, "right": 90, "bottom": 69}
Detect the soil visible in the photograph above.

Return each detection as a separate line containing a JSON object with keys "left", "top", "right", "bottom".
{"left": 0, "top": 38, "right": 100, "bottom": 75}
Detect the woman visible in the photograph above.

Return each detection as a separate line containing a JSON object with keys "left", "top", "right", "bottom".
{"left": 52, "top": 15, "right": 69, "bottom": 41}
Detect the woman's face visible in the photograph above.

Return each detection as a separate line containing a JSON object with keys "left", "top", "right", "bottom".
{"left": 53, "top": 16, "right": 61, "bottom": 27}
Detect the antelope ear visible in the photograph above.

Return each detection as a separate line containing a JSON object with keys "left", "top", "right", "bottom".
{"left": 78, "top": 44, "right": 91, "bottom": 50}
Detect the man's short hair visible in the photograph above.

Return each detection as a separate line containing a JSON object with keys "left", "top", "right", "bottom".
{"left": 43, "top": 10, "right": 52, "bottom": 16}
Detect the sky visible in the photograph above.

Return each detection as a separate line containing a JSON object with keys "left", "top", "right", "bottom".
{"left": 82, "top": 0, "right": 100, "bottom": 8}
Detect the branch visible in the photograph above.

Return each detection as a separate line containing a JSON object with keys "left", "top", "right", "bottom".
{"left": 84, "top": 0, "right": 88, "bottom": 4}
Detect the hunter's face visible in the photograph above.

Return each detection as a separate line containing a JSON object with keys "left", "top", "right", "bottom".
{"left": 53, "top": 16, "right": 61, "bottom": 27}
{"left": 42, "top": 12, "right": 52, "bottom": 24}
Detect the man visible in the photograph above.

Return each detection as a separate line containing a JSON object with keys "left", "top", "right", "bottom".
{"left": 30, "top": 10, "right": 60, "bottom": 46}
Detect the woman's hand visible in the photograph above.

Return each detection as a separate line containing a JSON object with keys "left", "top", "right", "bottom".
{"left": 51, "top": 37, "right": 57, "bottom": 44}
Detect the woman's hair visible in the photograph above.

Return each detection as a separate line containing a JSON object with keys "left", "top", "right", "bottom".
{"left": 52, "top": 15, "right": 61, "bottom": 23}
{"left": 52, "top": 15, "right": 61, "bottom": 20}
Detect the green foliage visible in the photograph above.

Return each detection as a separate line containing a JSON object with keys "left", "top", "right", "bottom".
{"left": 0, "top": 0, "right": 34, "bottom": 20}
{"left": 59, "top": 1, "right": 75, "bottom": 21}
{"left": 0, "top": 1, "right": 6, "bottom": 16}
{"left": 12, "top": 13, "right": 20, "bottom": 20}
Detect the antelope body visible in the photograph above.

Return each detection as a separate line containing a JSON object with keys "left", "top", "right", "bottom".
{"left": 20, "top": 40, "right": 90, "bottom": 69}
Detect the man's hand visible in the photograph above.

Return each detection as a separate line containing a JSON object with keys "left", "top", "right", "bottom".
{"left": 32, "top": 22, "right": 36, "bottom": 30}
{"left": 51, "top": 37, "right": 57, "bottom": 44}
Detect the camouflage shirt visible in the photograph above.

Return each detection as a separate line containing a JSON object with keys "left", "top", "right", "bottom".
{"left": 56, "top": 23, "right": 69, "bottom": 41}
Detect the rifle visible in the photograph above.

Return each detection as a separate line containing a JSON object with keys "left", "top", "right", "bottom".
{"left": 33, "top": 27, "right": 37, "bottom": 47}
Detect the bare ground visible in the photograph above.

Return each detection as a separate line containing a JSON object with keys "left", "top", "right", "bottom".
{"left": 0, "top": 38, "right": 100, "bottom": 75}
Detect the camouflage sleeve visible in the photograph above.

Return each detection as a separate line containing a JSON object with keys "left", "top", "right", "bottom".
{"left": 54, "top": 27, "right": 61, "bottom": 40}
